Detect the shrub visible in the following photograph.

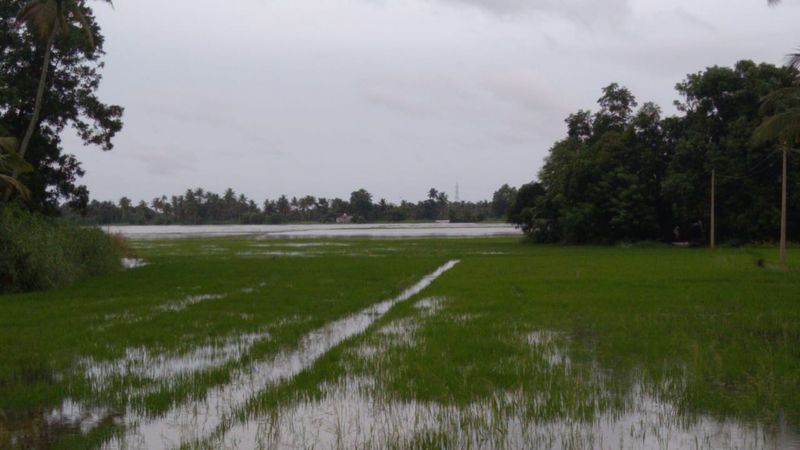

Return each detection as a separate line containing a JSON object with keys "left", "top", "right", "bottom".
{"left": 0, "top": 207, "right": 122, "bottom": 294}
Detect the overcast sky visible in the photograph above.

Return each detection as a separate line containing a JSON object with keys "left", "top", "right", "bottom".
{"left": 67, "top": 0, "right": 799, "bottom": 203}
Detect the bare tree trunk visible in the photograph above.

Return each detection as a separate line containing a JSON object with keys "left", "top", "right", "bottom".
{"left": 710, "top": 169, "right": 716, "bottom": 249}
{"left": 3, "top": 24, "right": 58, "bottom": 202}
{"left": 780, "top": 143, "right": 788, "bottom": 266}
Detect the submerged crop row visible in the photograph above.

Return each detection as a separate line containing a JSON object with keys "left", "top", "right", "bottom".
{"left": 0, "top": 238, "right": 798, "bottom": 449}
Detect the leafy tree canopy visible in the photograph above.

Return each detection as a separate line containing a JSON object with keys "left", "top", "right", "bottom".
{"left": 510, "top": 61, "right": 799, "bottom": 244}
{"left": 0, "top": 0, "right": 123, "bottom": 211}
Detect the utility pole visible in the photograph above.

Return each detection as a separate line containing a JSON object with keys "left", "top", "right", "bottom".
{"left": 780, "top": 142, "right": 788, "bottom": 266}
{"left": 710, "top": 169, "right": 716, "bottom": 249}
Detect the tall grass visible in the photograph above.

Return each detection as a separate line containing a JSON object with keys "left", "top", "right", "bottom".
{"left": 0, "top": 206, "right": 122, "bottom": 293}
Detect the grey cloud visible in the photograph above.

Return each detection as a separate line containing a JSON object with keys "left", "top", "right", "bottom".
{"left": 142, "top": 101, "right": 284, "bottom": 156}
{"left": 438, "top": 0, "right": 632, "bottom": 25}
{"left": 75, "top": 0, "right": 795, "bottom": 203}
{"left": 480, "top": 68, "right": 572, "bottom": 114}
{"left": 124, "top": 145, "right": 196, "bottom": 177}
{"left": 359, "top": 74, "right": 479, "bottom": 117}
{"left": 361, "top": 82, "right": 434, "bottom": 116}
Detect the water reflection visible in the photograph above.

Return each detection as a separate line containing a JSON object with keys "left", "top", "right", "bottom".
{"left": 104, "top": 260, "right": 460, "bottom": 449}
{"left": 107, "top": 223, "right": 521, "bottom": 239}
{"left": 214, "top": 377, "right": 800, "bottom": 450}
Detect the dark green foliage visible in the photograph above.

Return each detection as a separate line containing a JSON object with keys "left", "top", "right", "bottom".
{"left": 511, "top": 61, "right": 799, "bottom": 244}
{"left": 0, "top": 206, "right": 121, "bottom": 293}
{"left": 0, "top": 0, "right": 123, "bottom": 210}
{"left": 68, "top": 186, "right": 503, "bottom": 225}
{"left": 349, "top": 188, "right": 374, "bottom": 221}
{"left": 491, "top": 183, "right": 517, "bottom": 218}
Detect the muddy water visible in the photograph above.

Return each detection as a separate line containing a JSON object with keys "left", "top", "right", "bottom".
{"left": 103, "top": 260, "right": 460, "bottom": 449}
{"left": 106, "top": 223, "right": 520, "bottom": 239}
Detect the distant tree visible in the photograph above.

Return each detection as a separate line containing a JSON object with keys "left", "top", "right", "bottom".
{"left": 593, "top": 83, "right": 637, "bottom": 134}
{"left": 507, "top": 182, "right": 554, "bottom": 241}
{"left": 491, "top": 184, "right": 517, "bottom": 218}
{"left": 276, "top": 195, "right": 290, "bottom": 216}
{"left": 223, "top": 188, "right": 237, "bottom": 220}
{"left": 511, "top": 64, "right": 799, "bottom": 245}
{"left": 566, "top": 110, "right": 593, "bottom": 143}
{"left": 350, "top": 189, "right": 373, "bottom": 220}
{"left": 118, "top": 196, "right": 131, "bottom": 223}
{"left": 667, "top": 61, "right": 796, "bottom": 242}
{"left": 330, "top": 198, "right": 349, "bottom": 216}
{"left": 299, "top": 195, "right": 316, "bottom": 221}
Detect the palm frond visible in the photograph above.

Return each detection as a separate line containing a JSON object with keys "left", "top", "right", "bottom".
{"left": 70, "top": 4, "right": 95, "bottom": 49}
{"left": 0, "top": 136, "right": 18, "bottom": 153}
{"left": 752, "top": 108, "right": 800, "bottom": 146}
{"left": 0, "top": 174, "right": 31, "bottom": 201}
{"left": 56, "top": 0, "right": 68, "bottom": 34}
{"left": 759, "top": 87, "right": 800, "bottom": 115}
{"left": 15, "top": 0, "right": 43, "bottom": 24}
{"left": 0, "top": 138, "right": 33, "bottom": 173}
{"left": 788, "top": 51, "right": 800, "bottom": 71}
{"left": 16, "top": 0, "right": 59, "bottom": 42}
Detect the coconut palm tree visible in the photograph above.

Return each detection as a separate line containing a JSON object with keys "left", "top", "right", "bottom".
{"left": 14, "top": 0, "right": 111, "bottom": 159}
{"left": 4, "top": 0, "right": 111, "bottom": 201}
{"left": 753, "top": 88, "right": 800, "bottom": 266}
{"left": 751, "top": 0, "right": 800, "bottom": 265}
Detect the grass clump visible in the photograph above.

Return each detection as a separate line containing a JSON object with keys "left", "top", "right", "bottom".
{"left": 0, "top": 206, "right": 122, "bottom": 293}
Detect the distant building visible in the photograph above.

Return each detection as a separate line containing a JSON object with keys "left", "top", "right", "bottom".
{"left": 336, "top": 213, "right": 352, "bottom": 224}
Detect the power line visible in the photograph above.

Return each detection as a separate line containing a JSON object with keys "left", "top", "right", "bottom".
{"left": 715, "top": 151, "right": 781, "bottom": 182}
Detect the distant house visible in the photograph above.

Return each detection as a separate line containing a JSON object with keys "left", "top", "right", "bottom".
{"left": 336, "top": 213, "right": 352, "bottom": 224}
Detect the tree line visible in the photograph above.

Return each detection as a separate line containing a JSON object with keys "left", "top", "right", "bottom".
{"left": 509, "top": 60, "right": 800, "bottom": 245}
{"left": 3, "top": 0, "right": 798, "bottom": 250}
{"left": 68, "top": 185, "right": 518, "bottom": 225}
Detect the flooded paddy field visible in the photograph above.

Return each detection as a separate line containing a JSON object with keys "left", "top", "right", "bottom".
{"left": 106, "top": 223, "right": 522, "bottom": 240}
{"left": 1, "top": 237, "right": 799, "bottom": 449}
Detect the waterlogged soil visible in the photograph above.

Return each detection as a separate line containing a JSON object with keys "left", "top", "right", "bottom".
{"left": 107, "top": 261, "right": 460, "bottom": 449}
{"left": 1, "top": 238, "right": 799, "bottom": 449}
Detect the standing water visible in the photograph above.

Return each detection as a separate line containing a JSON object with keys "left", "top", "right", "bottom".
{"left": 105, "top": 223, "right": 520, "bottom": 239}
{"left": 105, "top": 260, "right": 460, "bottom": 449}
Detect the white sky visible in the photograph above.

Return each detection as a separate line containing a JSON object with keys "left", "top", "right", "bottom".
{"left": 66, "top": 0, "right": 799, "bottom": 203}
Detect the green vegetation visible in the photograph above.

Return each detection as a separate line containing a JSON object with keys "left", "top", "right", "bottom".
{"left": 0, "top": 206, "right": 122, "bottom": 293}
{"left": 0, "top": 127, "right": 32, "bottom": 200}
{"left": 1, "top": 0, "right": 122, "bottom": 210}
{"left": 510, "top": 61, "right": 800, "bottom": 245}
{"left": 0, "top": 238, "right": 447, "bottom": 448}
{"left": 67, "top": 185, "right": 509, "bottom": 225}
{"left": 1, "top": 237, "right": 798, "bottom": 448}
{"left": 236, "top": 243, "right": 800, "bottom": 448}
